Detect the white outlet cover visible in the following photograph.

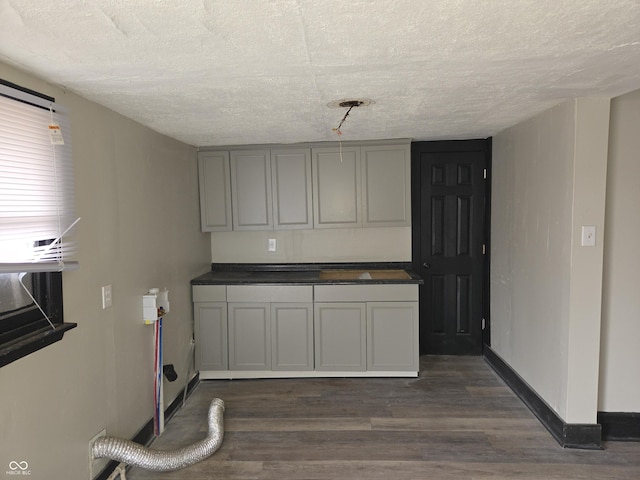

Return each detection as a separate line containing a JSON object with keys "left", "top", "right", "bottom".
{"left": 581, "top": 226, "right": 596, "bottom": 247}
{"left": 89, "top": 429, "right": 107, "bottom": 479}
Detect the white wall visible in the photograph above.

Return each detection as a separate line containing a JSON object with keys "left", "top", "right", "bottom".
{"left": 210, "top": 227, "right": 412, "bottom": 263}
{"left": 0, "top": 62, "right": 210, "bottom": 480}
{"left": 491, "top": 98, "right": 610, "bottom": 424}
{"left": 599, "top": 88, "right": 640, "bottom": 413}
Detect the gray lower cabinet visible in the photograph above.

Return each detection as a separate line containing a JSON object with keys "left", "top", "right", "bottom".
{"left": 271, "top": 303, "right": 314, "bottom": 370}
{"left": 228, "top": 302, "right": 271, "bottom": 370}
{"left": 227, "top": 285, "right": 314, "bottom": 372}
{"left": 314, "top": 301, "right": 418, "bottom": 372}
{"left": 227, "top": 301, "right": 314, "bottom": 371}
{"left": 367, "top": 302, "right": 419, "bottom": 371}
{"left": 194, "top": 302, "right": 228, "bottom": 371}
{"left": 194, "top": 283, "right": 418, "bottom": 377}
{"left": 193, "top": 285, "right": 228, "bottom": 371}
{"left": 314, "top": 284, "right": 419, "bottom": 372}
{"left": 314, "top": 302, "right": 366, "bottom": 371}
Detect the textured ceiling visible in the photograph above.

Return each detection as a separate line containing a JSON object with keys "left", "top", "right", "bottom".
{"left": 1, "top": 0, "right": 640, "bottom": 147}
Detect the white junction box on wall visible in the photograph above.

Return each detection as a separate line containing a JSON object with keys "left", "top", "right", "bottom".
{"left": 143, "top": 288, "right": 170, "bottom": 324}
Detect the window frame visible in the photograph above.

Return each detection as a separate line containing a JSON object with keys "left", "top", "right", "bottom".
{"left": 0, "top": 80, "right": 77, "bottom": 368}
{"left": 0, "top": 271, "right": 75, "bottom": 368}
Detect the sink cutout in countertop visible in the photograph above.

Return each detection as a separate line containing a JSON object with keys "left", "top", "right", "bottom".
{"left": 318, "top": 269, "right": 411, "bottom": 280}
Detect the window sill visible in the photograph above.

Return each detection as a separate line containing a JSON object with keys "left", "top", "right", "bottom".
{"left": 0, "top": 323, "right": 77, "bottom": 368}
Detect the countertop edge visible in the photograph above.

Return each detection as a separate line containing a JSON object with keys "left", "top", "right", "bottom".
{"left": 191, "top": 262, "right": 423, "bottom": 285}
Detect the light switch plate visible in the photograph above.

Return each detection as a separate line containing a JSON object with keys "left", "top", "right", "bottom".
{"left": 101, "top": 284, "right": 112, "bottom": 309}
{"left": 581, "top": 226, "right": 596, "bottom": 247}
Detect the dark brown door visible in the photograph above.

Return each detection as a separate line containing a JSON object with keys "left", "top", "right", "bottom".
{"left": 412, "top": 140, "right": 489, "bottom": 355}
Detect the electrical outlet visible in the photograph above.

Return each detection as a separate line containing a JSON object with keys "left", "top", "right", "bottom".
{"left": 101, "top": 285, "right": 112, "bottom": 309}
{"left": 89, "top": 429, "right": 107, "bottom": 479}
{"left": 268, "top": 238, "right": 276, "bottom": 252}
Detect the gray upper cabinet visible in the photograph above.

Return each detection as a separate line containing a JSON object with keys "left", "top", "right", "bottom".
{"left": 230, "top": 150, "right": 273, "bottom": 230}
{"left": 197, "top": 151, "right": 232, "bottom": 232}
{"left": 198, "top": 140, "right": 410, "bottom": 232}
{"left": 271, "top": 148, "right": 313, "bottom": 229}
{"left": 361, "top": 144, "right": 411, "bottom": 227}
{"left": 312, "top": 146, "right": 362, "bottom": 228}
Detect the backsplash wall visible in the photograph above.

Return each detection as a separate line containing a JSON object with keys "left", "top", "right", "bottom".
{"left": 210, "top": 227, "right": 412, "bottom": 263}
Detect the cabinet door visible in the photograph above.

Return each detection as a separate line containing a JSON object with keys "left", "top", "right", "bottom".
{"left": 271, "top": 148, "right": 313, "bottom": 229}
{"left": 197, "top": 151, "right": 232, "bottom": 232}
{"left": 271, "top": 303, "right": 313, "bottom": 370}
{"left": 361, "top": 143, "right": 411, "bottom": 227}
{"left": 194, "top": 302, "right": 228, "bottom": 370}
{"left": 314, "top": 302, "right": 366, "bottom": 371}
{"left": 230, "top": 150, "right": 273, "bottom": 230}
{"left": 367, "top": 302, "right": 418, "bottom": 371}
{"left": 228, "top": 303, "right": 271, "bottom": 370}
{"left": 312, "top": 146, "right": 361, "bottom": 228}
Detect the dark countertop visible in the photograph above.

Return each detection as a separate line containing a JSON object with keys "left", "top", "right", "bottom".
{"left": 191, "top": 262, "right": 423, "bottom": 285}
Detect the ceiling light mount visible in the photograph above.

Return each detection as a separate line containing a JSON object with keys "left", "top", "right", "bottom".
{"left": 339, "top": 100, "right": 363, "bottom": 108}
{"left": 327, "top": 98, "right": 375, "bottom": 109}
{"left": 328, "top": 98, "right": 375, "bottom": 136}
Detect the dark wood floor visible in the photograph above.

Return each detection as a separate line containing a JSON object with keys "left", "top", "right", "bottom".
{"left": 128, "top": 356, "right": 640, "bottom": 479}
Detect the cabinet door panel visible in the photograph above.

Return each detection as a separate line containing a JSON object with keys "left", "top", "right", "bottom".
{"left": 314, "top": 302, "right": 366, "bottom": 371}
{"left": 367, "top": 302, "right": 418, "bottom": 371}
{"left": 230, "top": 150, "right": 273, "bottom": 230}
{"left": 228, "top": 303, "right": 271, "bottom": 369}
{"left": 194, "top": 302, "right": 228, "bottom": 370}
{"left": 361, "top": 144, "right": 411, "bottom": 227}
{"left": 312, "top": 147, "right": 361, "bottom": 228}
{"left": 271, "top": 149, "right": 313, "bottom": 229}
{"left": 198, "top": 152, "right": 232, "bottom": 232}
{"left": 271, "top": 303, "right": 313, "bottom": 370}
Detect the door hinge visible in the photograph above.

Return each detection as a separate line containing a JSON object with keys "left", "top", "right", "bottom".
{"left": 482, "top": 318, "right": 486, "bottom": 330}
{"left": 483, "top": 168, "right": 487, "bottom": 179}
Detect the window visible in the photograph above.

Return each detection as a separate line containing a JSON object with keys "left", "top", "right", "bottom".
{"left": 0, "top": 80, "right": 78, "bottom": 367}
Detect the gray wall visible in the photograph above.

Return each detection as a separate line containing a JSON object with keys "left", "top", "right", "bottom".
{"left": 599, "top": 89, "right": 640, "bottom": 412}
{"left": 0, "top": 62, "right": 211, "bottom": 480}
{"left": 491, "top": 98, "right": 610, "bottom": 423}
{"left": 210, "top": 227, "right": 412, "bottom": 263}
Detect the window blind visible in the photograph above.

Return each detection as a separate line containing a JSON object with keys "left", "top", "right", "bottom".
{"left": 0, "top": 81, "right": 79, "bottom": 273}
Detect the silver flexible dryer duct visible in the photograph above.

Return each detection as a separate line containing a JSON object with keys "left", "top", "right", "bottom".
{"left": 92, "top": 398, "right": 225, "bottom": 472}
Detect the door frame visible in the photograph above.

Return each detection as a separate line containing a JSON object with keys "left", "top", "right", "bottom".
{"left": 411, "top": 139, "right": 492, "bottom": 353}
